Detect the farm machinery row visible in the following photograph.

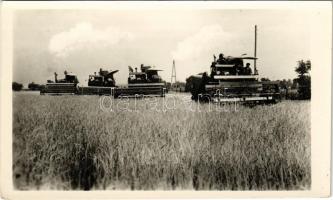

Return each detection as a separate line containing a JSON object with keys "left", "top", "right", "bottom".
{"left": 40, "top": 64, "right": 167, "bottom": 98}
{"left": 41, "top": 56, "right": 281, "bottom": 104}
{"left": 40, "top": 26, "right": 281, "bottom": 104}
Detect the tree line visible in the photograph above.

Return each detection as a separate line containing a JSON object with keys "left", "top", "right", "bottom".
{"left": 12, "top": 82, "right": 43, "bottom": 91}
{"left": 262, "top": 60, "right": 311, "bottom": 100}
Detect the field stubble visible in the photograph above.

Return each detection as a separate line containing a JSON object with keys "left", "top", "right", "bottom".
{"left": 13, "top": 93, "right": 310, "bottom": 190}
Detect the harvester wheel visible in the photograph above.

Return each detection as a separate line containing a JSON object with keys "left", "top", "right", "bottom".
{"left": 198, "top": 94, "right": 211, "bottom": 103}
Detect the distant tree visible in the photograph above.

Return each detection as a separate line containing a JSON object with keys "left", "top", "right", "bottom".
{"left": 291, "top": 79, "right": 298, "bottom": 89}
{"left": 12, "top": 82, "right": 23, "bottom": 91}
{"left": 278, "top": 79, "right": 293, "bottom": 89}
{"left": 28, "top": 82, "right": 41, "bottom": 91}
{"left": 260, "top": 78, "right": 270, "bottom": 82}
{"left": 295, "top": 60, "right": 311, "bottom": 76}
{"left": 279, "top": 79, "right": 287, "bottom": 89}
{"left": 277, "top": 79, "right": 297, "bottom": 100}
{"left": 295, "top": 60, "right": 311, "bottom": 100}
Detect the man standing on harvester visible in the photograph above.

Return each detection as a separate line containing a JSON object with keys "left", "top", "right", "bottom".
{"left": 217, "top": 53, "right": 226, "bottom": 64}
{"left": 244, "top": 63, "right": 252, "bottom": 75}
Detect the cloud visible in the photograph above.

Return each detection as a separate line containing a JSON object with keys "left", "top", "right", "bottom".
{"left": 170, "top": 25, "right": 252, "bottom": 81}
{"left": 171, "top": 25, "right": 234, "bottom": 61}
{"left": 49, "top": 22, "right": 133, "bottom": 57}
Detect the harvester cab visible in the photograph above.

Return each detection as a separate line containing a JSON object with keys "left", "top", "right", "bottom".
{"left": 88, "top": 68, "right": 119, "bottom": 87}
{"left": 41, "top": 70, "right": 79, "bottom": 95}
{"left": 128, "top": 64, "right": 163, "bottom": 84}
{"left": 113, "top": 64, "right": 166, "bottom": 98}
{"left": 48, "top": 71, "right": 79, "bottom": 84}
{"left": 59, "top": 71, "right": 79, "bottom": 84}
{"left": 210, "top": 55, "right": 258, "bottom": 78}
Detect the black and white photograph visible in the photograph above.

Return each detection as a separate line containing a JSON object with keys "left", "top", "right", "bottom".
{"left": 0, "top": 1, "right": 331, "bottom": 198}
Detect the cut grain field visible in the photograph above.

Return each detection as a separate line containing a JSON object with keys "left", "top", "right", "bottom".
{"left": 13, "top": 93, "right": 310, "bottom": 190}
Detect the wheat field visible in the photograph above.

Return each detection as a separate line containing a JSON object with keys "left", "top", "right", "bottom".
{"left": 13, "top": 92, "right": 310, "bottom": 190}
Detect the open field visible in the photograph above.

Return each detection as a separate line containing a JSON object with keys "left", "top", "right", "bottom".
{"left": 13, "top": 93, "right": 310, "bottom": 190}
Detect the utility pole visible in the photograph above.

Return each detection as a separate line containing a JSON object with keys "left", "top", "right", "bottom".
{"left": 171, "top": 60, "right": 176, "bottom": 85}
{"left": 254, "top": 25, "right": 257, "bottom": 75}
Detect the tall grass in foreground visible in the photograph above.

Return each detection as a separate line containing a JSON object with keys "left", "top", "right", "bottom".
{"left": 13, "top": 93, "right": 310, "bottom": 190}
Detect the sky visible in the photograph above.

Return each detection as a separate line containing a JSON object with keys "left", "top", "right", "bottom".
{"left": 13, "top": 8, "right": 331, "bottom": 86}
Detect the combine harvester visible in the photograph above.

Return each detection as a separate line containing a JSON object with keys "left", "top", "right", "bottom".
{"left": 77, "top": 68, "right": 119, "bottom": 95}
{"left": 41, "top": 65, "right": 166, "bottom": 98}
{"left": 186, "top": 25, "right": 281, "bottom": 104}
{"left": 114, "top": 64, "right": 166, "bottom": 98}
{"left": 40, "top": 71, "right": 79, "bottom": 95}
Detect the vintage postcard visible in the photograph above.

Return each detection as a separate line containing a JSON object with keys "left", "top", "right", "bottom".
{"left": 0, "top": 1, "right": 331, "bottom": 199}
